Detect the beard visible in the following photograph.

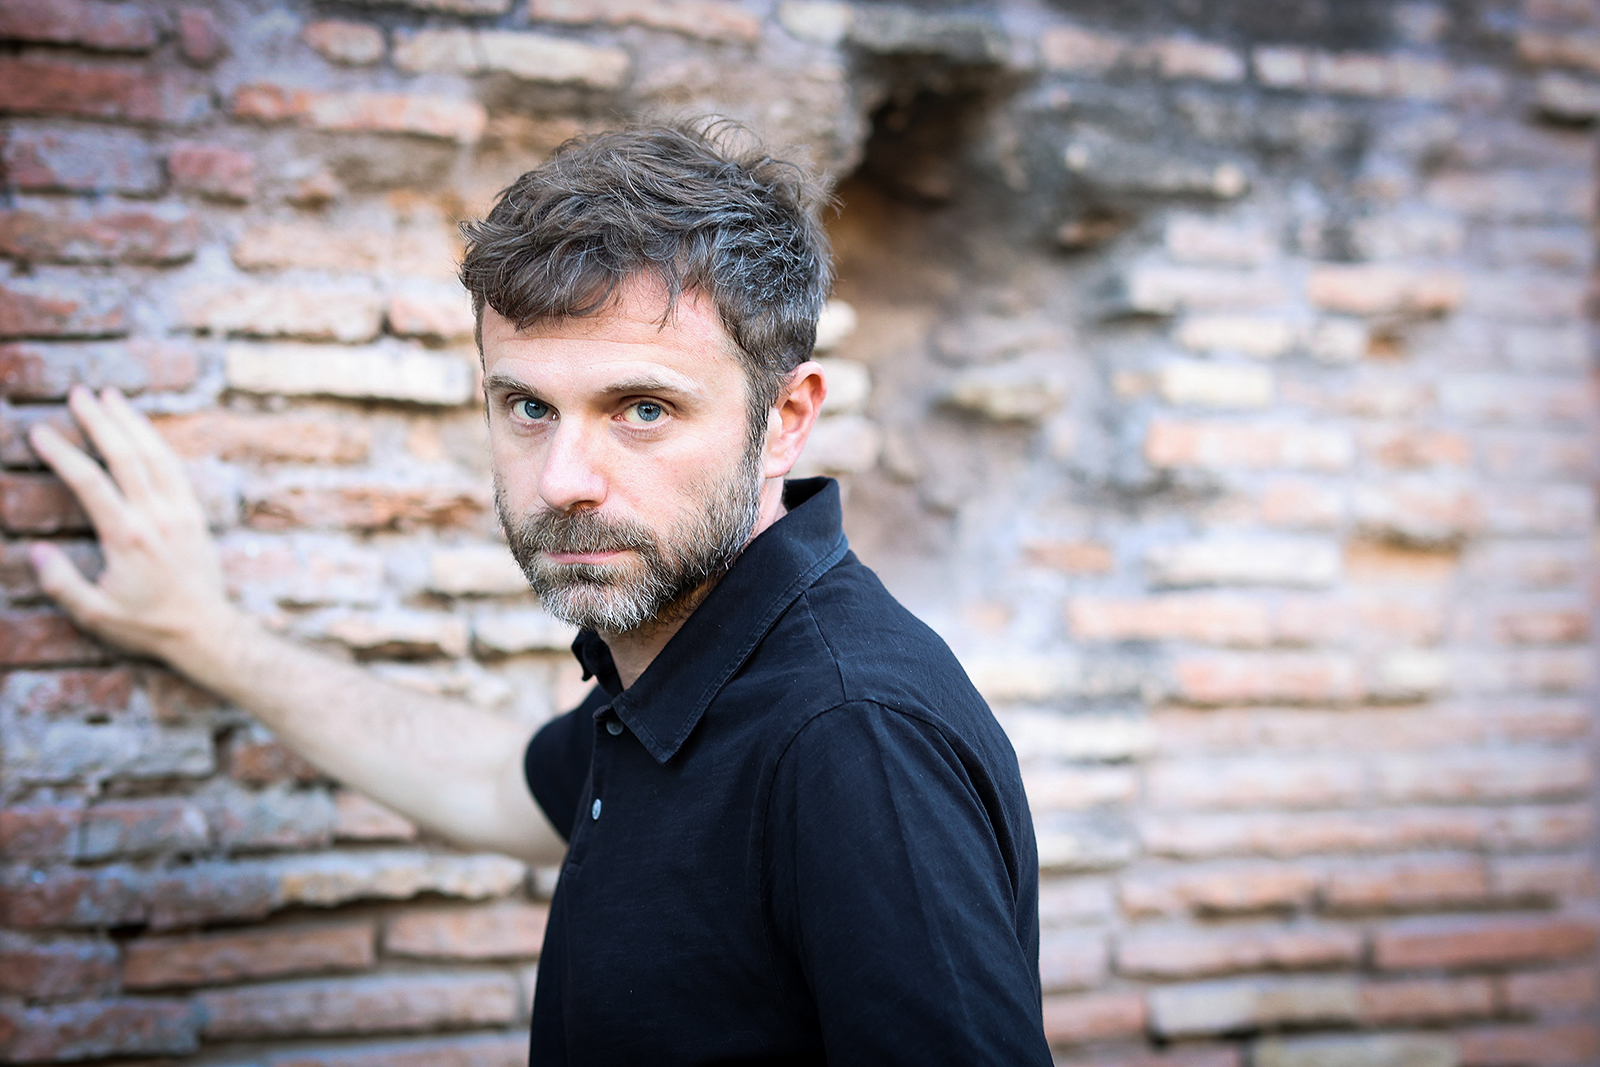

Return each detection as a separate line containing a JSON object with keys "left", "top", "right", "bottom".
{"left": 496, "top": 443, "right": 765, "bottom": 636}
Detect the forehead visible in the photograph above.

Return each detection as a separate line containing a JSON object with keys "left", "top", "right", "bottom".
{"left": 480, "top": 280, "right": 746, "bottom": 393}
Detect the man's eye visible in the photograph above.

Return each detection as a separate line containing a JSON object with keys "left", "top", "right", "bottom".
{"left": 626, "top": 401, "right": 665, "bottom": 424}
{"left": 517, "top": 399, "right": 551, "bottom": 421}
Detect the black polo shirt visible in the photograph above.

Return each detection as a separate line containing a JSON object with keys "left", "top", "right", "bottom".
{"left": 523, "top": 477, "right": 1050, "bottom": 1066}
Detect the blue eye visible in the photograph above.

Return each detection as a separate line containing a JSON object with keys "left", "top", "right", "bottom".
{"left": 633, "top": 402, "right": 663, "bottom": 423}
{"left": 518, "top": 399, "right": 550, "bottom": 420}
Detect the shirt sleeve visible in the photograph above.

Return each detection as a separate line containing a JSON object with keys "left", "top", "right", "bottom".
{"left": 524, "top": 686, "right": 604, "bottom": 842}
{"left": 765, "top": 701, "right": 1052, "bottom": 1067}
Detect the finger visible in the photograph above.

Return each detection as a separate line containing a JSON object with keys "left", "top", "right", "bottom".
{"left": 67, "top": 386, "right": 159, "bottom": 507}
{"left": 28, "top": 422, "right": 133, "bottom": 535}
{"left": 100, "top": 389, "right": 198, "bottom": 508}
{"left": 30, "top": 541, "right": 118, "bottom": 628}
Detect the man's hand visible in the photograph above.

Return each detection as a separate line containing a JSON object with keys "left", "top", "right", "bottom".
{"left": 28, "top": 386, "right": 240, "bottom": 666}
{"left": 26, "top": 386, "right": 569, "bottom": 868}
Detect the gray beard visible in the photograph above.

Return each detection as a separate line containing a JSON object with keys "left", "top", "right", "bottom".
{"left": 497, "top": 447, "right": 764, "bottom": 635}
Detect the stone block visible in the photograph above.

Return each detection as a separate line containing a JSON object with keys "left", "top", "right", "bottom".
{"left": 1501, "top": 965, "right": 1599, "bottom": 1013}
{"left": 792, "top": 414, "right": 881, "bottom": 475}
{"left": 224, "top": 342, "right": 474, "bottom": 404}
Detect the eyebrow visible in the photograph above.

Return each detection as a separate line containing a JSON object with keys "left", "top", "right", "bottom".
{"left": 481, "top": 373, "right": 706, "bottom": 402}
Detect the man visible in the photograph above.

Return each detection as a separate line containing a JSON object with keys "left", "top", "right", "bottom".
{"left": 29, "top": 124, "right": 1052, "bottom": 1065}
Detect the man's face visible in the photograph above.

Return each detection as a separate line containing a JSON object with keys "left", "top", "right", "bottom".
{"left": 482, "top": 280, "right": 766, "bottom": 635}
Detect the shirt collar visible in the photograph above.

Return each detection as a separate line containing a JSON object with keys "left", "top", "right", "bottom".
{"left": 569, "top": 477, "right": 849, "bottom": 763}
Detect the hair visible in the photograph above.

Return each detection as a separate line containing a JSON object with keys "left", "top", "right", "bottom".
{"left": 459, "top": 121, "right": 834, "bottom": 447}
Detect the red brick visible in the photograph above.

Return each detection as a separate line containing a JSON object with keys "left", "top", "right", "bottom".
{"left": 1172, "top": 652, "right": 1362, "bottom": 705}
{"left": 0, "top": 339, "right": 199, "bottom": 400}
{"left": 206, "top": 784, "right": 336, "bottom": 851}
{"left": 0, "top": 275, "right": 129, "bottom": 339}
{"left": 232, "top": 84, "right": 487, "bottom": 143}
{"left": 243, "top": 477, "right": 489, "bottom": 532}
{"left": 383, "top": 901, "right": 549, "bottom": 961}
{"left": 1119, "top": 862, "right": 1319, "bottom": 917}
{"left": 1322, "top": 855, "right": 1490, "bottom": 912}
{"left": 1375, "top": 915, "right": 1599, "bottom": 971}
{"left": 1117, "top": 923, "right": 1361, "bottom": 979}
{"left": 0, "top": 201, "right": 200, "bottom": 264}
{"left": 1501, "top": 965, "right": 1600, "bottom": 1015}
{"left": 197, "top": 972, "right": 520, "bottom": 1039}
{"left": 167, "top": 143, "right": 257, "bottom": 201}
{"left": 1, "top": 665, "right": 135, "bottom": 717}
{"left": 0, "top": 998, "right": 199, "bottom": 1062}
{"left": 0, "top": 860, "right": 281, "bottom": 930}
{"left": 0, "top": 57, "right": 208, "bottom": 124}
{"left": 1145, "top": 419, "right": 1352, "bottom": 471}
{"left": 124, "top": 921, "right": 375, "bottom": 989}
{"left": 0, "top": 0, "right": 160, "bottom": 51}
{"left": 1041, "top": 990, "right": 1147, "bottom": 1047}
{"left": 1307, "top": 266, "right": 1463, "bottom": 316}
{"left": 0, "top": 930, "right": 118, "bottom": 999}
{"left": 1358, "top": 976, "right": 1496, "bottom": 1024}
{"left": 0, "top": 471, "right": 91, "bottom": 533}
{"left": 0, "top": 609, "right": 106, "bottom": 666}
{"left": 1, "top": 126, "right": 162, "bottom": 193}
{"left": 0, "top": 800, "right": 83, "bottom": 860}
{"left": 1022, "top": 538, "right": 1115, "bottom": 574}
{"left": 78, "top": 797, "right": 209, "bottom": 860}
{"left": 177, "top": 6, "right": 226, "bottom": 65}
{"left": 153, "top": 410, "right": 371, "bottom": 465}
{"left": 265, "top": 1031, "right": 528, "bottom": 1067}
{"left": 1459, "top": 1022, "right": 1600, "bottom": 1067}
{"left": 0, "top": 540, "right": 98, "bottom": 602}
{"left": 1068, "top": 594, "right": 1271, "bottom": 645}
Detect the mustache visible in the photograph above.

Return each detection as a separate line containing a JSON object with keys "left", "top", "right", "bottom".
{"left": 511, "top": 507, "right": 658, "bottom": 557}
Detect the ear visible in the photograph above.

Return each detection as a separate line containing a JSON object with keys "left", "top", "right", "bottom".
{"left": 762, "top": 361, "right": 827, "bottom": 480}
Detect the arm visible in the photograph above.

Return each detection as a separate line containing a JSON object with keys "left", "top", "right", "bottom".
{"left": 28, "top": 386, "right": 567, "bottom": 867}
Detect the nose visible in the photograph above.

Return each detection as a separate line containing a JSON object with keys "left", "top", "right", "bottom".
{"left": 536, "top": 419, "right": 608, "bottom": 514}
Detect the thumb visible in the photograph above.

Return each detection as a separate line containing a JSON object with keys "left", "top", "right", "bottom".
{"left": 30, "top": 541, "right": 115, "bottom": 627}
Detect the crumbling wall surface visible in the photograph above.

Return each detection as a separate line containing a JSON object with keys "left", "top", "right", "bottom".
{"left": 1, "top": 0, "right": 1597, "bottom": 1063}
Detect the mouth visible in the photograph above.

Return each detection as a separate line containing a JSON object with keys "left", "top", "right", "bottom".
{"left": 544, "top": 548, "right": 630, "bottom": 565}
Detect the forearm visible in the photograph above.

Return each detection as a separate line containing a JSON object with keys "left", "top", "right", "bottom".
{"left": 167, "top": 607, "right": 565, "bottom": 866}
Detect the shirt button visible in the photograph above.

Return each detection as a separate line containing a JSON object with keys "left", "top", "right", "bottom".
{"left": 605, "top": 718, "right": 624, "bottom": 736}
{"left": 591, "top": 798, "right": 602, "bottom": 820}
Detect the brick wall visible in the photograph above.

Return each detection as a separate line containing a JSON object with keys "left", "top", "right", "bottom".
{"left": 1, "top": 0, "right": 1596, "bottom": 1064}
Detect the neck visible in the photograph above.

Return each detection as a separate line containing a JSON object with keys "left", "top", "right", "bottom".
{"left": 603, "top": 475, "right": 790, "bottom": 689}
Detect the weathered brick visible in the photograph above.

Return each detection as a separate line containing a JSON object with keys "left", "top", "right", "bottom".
{"left": 1322, "top": 855, "right": 1490, "bottom": 912}
{"left": 1041, "top": 990, "right": 1147, "bottom": 1047}
{"left": 1375, "top": 915, "right": 1599, "bottom": 971}
{"left": 319, "top": 610, "right": 470, "bottom": 659}
{"left": 1351, "top": 480, "right": 1482, "bottom": 546}
{"left": 1148, "top": 755, "right": 1366, "bottom": 809}
{"left": 177, "top": 5, "right": 226, "bottom": 65}
{"left": 383, "top": 901, "right": 549, "bottom": 961}
{"left": 0, "top": 930, "right": 118, "bottom": 999}
{"left": 1491, "top": 854, "right": 1599, "bottom": 904}
{"left": 1358, "top": 976, "right": 1496, "bottom": 1025}
{"left": 0, "top": 339, "right": 198, "bottom": 400}
{"left": 225, "top": 729, "right": 323, "bottom": 785}
{"left": 124, "top": 921, "right": 376, "bottom": 989}
{"left": 1464, "top": 273, "right": 1587, "bottom": 323}
{"left": 154, "top": 410, "right": 371, "bottom": 465}
{"left": 1146, "top": 536, "right": 1340, "bottom": 588}
{"left": 0, "top": 998, "right": 199, "bottom": 1062}
{"left": 1119, "top": 862, "right": 1319, "bottom": 917}
{"left": 0, "top": 801, "right": 83, "bottom": 861}
{"left": 265, "top": 1031, "right": 528, "bottom": 1067}
{"left": 333, "top": 790, "right": 418, "bottom": 842}
{"left": 78, "top": 797, "right": 209, "bottom": 860}
{"left": 0, "top": 471, "right": 90, "bottom": 533}
{"left": 1022, "top": 538, "right": 1115, "bottom": 574}
{"left": 197, "top": 971, "right": 520, "bottom": 1039}
{"left": 1146, "top": 419, "right": 1352, "bottom": 471}
{"left": 206, "top": 783, "right": 337, "bottom": 851}
{"left": 1140, "top": 808, "right": 1509, "bottom": 860}
{"left": 1501, "top": 965, "right": 1599, "bottom": 1015}
{"left": 1150, "top": 36, "right": 1246, "bottom": 82}
{"left": 1486, "top": 226, "right": 1592, "bottom": 273}
{"left": 1175, "top": 315, "right": 1299, "bottom": 357}
{"left": 167, "top": 143, "right": 257, "bottom": 201}
{"left": 233, "top": 83, "right": 488, "bottom": 143}
{"left": 1425, "top": 172, "right": 1594, "bottom": 221}
{"left": 1359, "top": 426, "right": 1472, "bottom": 470}
{"left": 182, "top": 285, "right": 383, "bottom": 343}
{"left": 224, "top": 342, "right": 473, "bottom": 403}
{"left": 1172, "top": 652, "right": 1361, "bottom": 705}
{"left": 1254, "top": 1034, "right": 1458, "bottom": 1067}
{"left": 0, "top": 200, "right": 199, "bottom": 265}
{"left": 427, "top": 544, "right": 529, "bottom": 597}
{"left": 0, "top": 0, "right": 159, "bottom": 50}
{"left": 1307, "top": 266, "right": 1463, "bottom": 316}
{"left": 1039, "top": 24, "right": 1129, "bottom": 73}
{"left": 1518, "top": 27, "right": 1600, "bottom": 73}
{"left": 0, "top": 274, "right": 129, "bottom": 339}
{"left": 1458, "top": 1022, "right": 1599, "bottom": 1067}
{"left": 270, "top": 849, "right": 527, "bottom": 909}
{"left": 0, "top": 57, "right": 208, "bottom": 124}
{"left": 1373, "top": 749, "right": 1591, "bottom": 805}
{"left": 243, "top": 472, "right": 490, "bottom": 532}
{"left": 529, "top": 0, "right": 760, "bottom": 41}
{"left": 1257, "top": 480, "right": 1347, "bottom": 529}
{"left": 1067, "top": 593, "right": 1271, "bottom": 645}
{"left": 345, "top": 0, "right": 509, "bottom": 10}
{"left": 218, "top": 532, "right": 386, "bottom": 609}
{"left": 305, "top": 19, "right": 386, "bottom": 65}
{"left": 1118, "top": 923, "right": 1361, "bottom": 979}
{"left": 1149, "top": 975, "right": 1359, "bottom": 1038}
{"left": 1125, "top": 266, "right": 1290, "bottom": 314}
{"left": 2, "top": 124, "right": 162, "bottom": 193}
{"left": 1032, "top": 927, "right": 1108, "bottom": 992}
{"left": 386, "top": 285, "right": 476, "bottom": 341}
{"left": 0, "top": 609, "right": 106, "bottom": 666}
{"left": 471, "top": 609, "right": 576, "bottom": 655}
